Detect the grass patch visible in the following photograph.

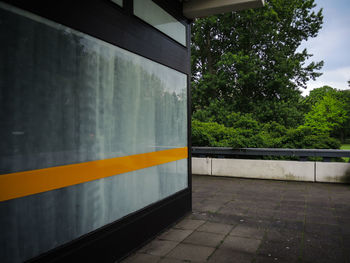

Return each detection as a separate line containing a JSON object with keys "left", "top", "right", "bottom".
{"left": 341, "top": 144, "right": 350, "bottom": 162}
{"left": 341, "top": 144, "right": 350, "bottom": 150}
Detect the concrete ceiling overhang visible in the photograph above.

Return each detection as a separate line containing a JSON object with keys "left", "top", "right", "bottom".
{"left": 183, "top": 0, "right": 265, "bottom": 19}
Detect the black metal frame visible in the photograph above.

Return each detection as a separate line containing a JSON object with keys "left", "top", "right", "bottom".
{"left": 192, "top": 147, "right": 350, "bottom": 162}
{"left": 3, "top": 0, "right": 190, "bottom": 75}
{"left": 186, "top": 22, "right": 193, "bottom": 193}
{"left": 1, "top": 0, "right": 192, "bottom": 262}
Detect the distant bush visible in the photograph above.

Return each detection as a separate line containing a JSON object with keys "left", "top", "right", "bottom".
{"left": 191, "top": 87, "right": 348, "bottom": 150}
{"left": 283, "top": 126, "right": 341, "bottom": 149}
{"left": 192, "top": 119, "right": 341, "bottom": 150}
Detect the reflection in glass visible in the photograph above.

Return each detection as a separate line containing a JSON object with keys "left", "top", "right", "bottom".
{"left": 111, "top": 0, "right": 123, "bottom": 7}
{"left": 134, "top": 0, "right": 186, "bottom": 46}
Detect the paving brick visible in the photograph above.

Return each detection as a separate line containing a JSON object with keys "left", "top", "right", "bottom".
{"left": 304, "top": 222, "right": 341, "bottom": 242}
{"left": 229, "top": 224, "right": 265, "bottom": 240}
{"left": 266, "top": 229, "right": 302, "bottom": 243}
{"left": 257, "top": 238, "right": 301, "bottom": 261}
{"left": 305, "top": 207, "right": 334, "bottom": 217}
{"left": 305, "top": 215, "right": 338, "bottom": 225}
{"left": 174, "top": 219, "right": 205, "bottom": 230}
{"left": 215, "top": 196, "right": 235, "bottom": 202}
{"left": 255, "top": 208, "right": 278, "bottom": 217}
{"left": 123, "top": 176, "right": 350, "bottom": 263}
{"left": 254, "top": 255, "right": 299, "bottom": 263}
{"left": 183, "top": 231, "right": 225, "bottom": 247}
{"left": 208, "top": 249, "right": 253, "bottom": 263}
{"left": 189, "top": 211, "right": 212, "bottom": 221}
{"left": 334, "top": 209, "right": 350, "bottom": 218}
{"left": 139, "top": 240, "right": 178, "bottom": 256}
{"left": 303, "top": 236, "right": 346, "bottom": 263}
{"left": 282, "top": 194, "right": 306, "bottom": 201}
{"left": 218, "top": 206, "right": 249, "bottom": 217}
{"left": 197, "top": 221, "right": 233, "bottom": 235}
{"left": 166, "top": 243, "right": 215, "bottom": 262}
{"left": 220, "top": 236, "right": 261, "bottom": 254}
{"left": 303, "top": 233, "right": 342, "bottom": 249}
{"left": 204, "top": 212, "right": 243, "bottom": 225}
{"left": 236, "top": 217, "right": 272, "bottom": 230}
{"left": 269, "top": 219, "right": 304, "bottom": 232}
{"left": 121, "top": 253, "right": 160, "bottom": 263}
{"left": 196, "top": 200, "right": 225, "bottom": 213}
{"left": 192, "top": 202, "right": 205, "bottom": 211}
{"left": 158, "top": 229, "right": 193, "bottom": 242}
{"left": 273, "top": 211, "right": 305, "bottom": 222}
{"left": 158, "top": 258, "right": 184, "bottom": 263}
{"left": 279, "top": 205, "right": 305, "bottom": 213}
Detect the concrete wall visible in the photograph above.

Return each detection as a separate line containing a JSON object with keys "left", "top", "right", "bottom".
{"left": 192, "top": 157, "right": 211, "bottom": 175}
{"left": 192, "top": 158, "right": 350, "bottom": 183}
{"left": 212, "top": 158, "right": 314, "bottom": 182}
{"left": 316, "top": 162, "right": 350, "bottom": 183}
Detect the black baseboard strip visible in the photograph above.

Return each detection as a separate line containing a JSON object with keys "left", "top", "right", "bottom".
{"left": 27, "top": 189, "right": 192, "bottom": 263}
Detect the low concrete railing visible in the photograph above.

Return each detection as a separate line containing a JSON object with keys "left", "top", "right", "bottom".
{"left": 192, "top": 147, "right": 350, "bottom": 183}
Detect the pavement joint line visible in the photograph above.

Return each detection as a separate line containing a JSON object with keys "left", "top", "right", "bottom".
{"left": 206, "top": 223, "right": 238, "bottom": 261}
{"left": 298, "top": 195, "right": 308, "bottom": 262}
{"left": 252, "top": 227, "right": 269, "bottom": 262}
{"left": 253, "top": 191, "right": 282, "bottom": 262}
{"left": 160, "top": 217, "right": 207, "bottom": 259}
{"left": 332, "top": 196, "right": 346, "bottom": 263}
{"left": 122, "top": 212, "right": 191, "bottom": 262}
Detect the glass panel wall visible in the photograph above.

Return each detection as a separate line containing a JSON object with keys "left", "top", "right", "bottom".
{"left": 134, "top": 0, "right": 186, "bottom": 46}
{"left": 0, "top": 3, "right": 188, "bottom": 262}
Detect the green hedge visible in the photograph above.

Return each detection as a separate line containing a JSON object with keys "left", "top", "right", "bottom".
{"left": 192, "top": 119, "right": 341, "bottom": 150}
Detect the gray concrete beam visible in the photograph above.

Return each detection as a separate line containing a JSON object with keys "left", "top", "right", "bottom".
{"left": 183, "top": 0, "right": 265, "bottom": 19}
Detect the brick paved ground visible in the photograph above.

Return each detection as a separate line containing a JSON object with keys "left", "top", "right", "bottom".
{"left": 122, "top": 175, "right": 350, "bottom": 263}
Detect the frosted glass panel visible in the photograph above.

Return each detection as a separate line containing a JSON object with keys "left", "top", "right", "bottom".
{"left": 111, "top": 0, "right": 123, "bottom": 7}
{"left": 0, "top": 3, "right": 188, "bottom": 263}
{"left": 0, "top": 3, "right": 188, "bottom": 173}
{"left": 134, "top": 0, "right": 186, "bottom": 46}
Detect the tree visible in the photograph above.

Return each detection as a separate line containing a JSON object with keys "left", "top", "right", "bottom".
{"left": 303, "top": 86, "right": 350, "bottom": 142}
{"left": 303, "top": 93, "right": 348, "bottom": 134}
{"left": 303, "top": 85, "right": 336, "bottom": 106}
{"left": 191, "top": 0, "right": 324, "bottom": 124}
{"left": 337, "top": 89, "right": 350, "bottom": 142}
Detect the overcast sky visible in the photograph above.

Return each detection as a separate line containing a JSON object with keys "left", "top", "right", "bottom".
{"left": 299, "top": 0, "right": 350, "bottom": 96}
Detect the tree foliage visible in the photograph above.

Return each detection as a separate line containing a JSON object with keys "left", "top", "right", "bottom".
{"left": 192, "top": 119, "right": 341, "bottom": 150}
{"left": 191, "top": 0, "right": 324, "bottom": 123}
{"left": 303, "top": 93, "right": 348, "bottom": 133}
{"left": 192, "top": 85, "right": 349, "bottom": 149}
{"left": 303, "top": 86, "right": 350, "bottom": 141}
{"left": 190, "top": 0, "right": 350, "bottom": 150}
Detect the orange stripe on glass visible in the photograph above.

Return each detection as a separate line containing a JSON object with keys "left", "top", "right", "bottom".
{"left": 0, "top": 147, "right": 188, "bottom": 202}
